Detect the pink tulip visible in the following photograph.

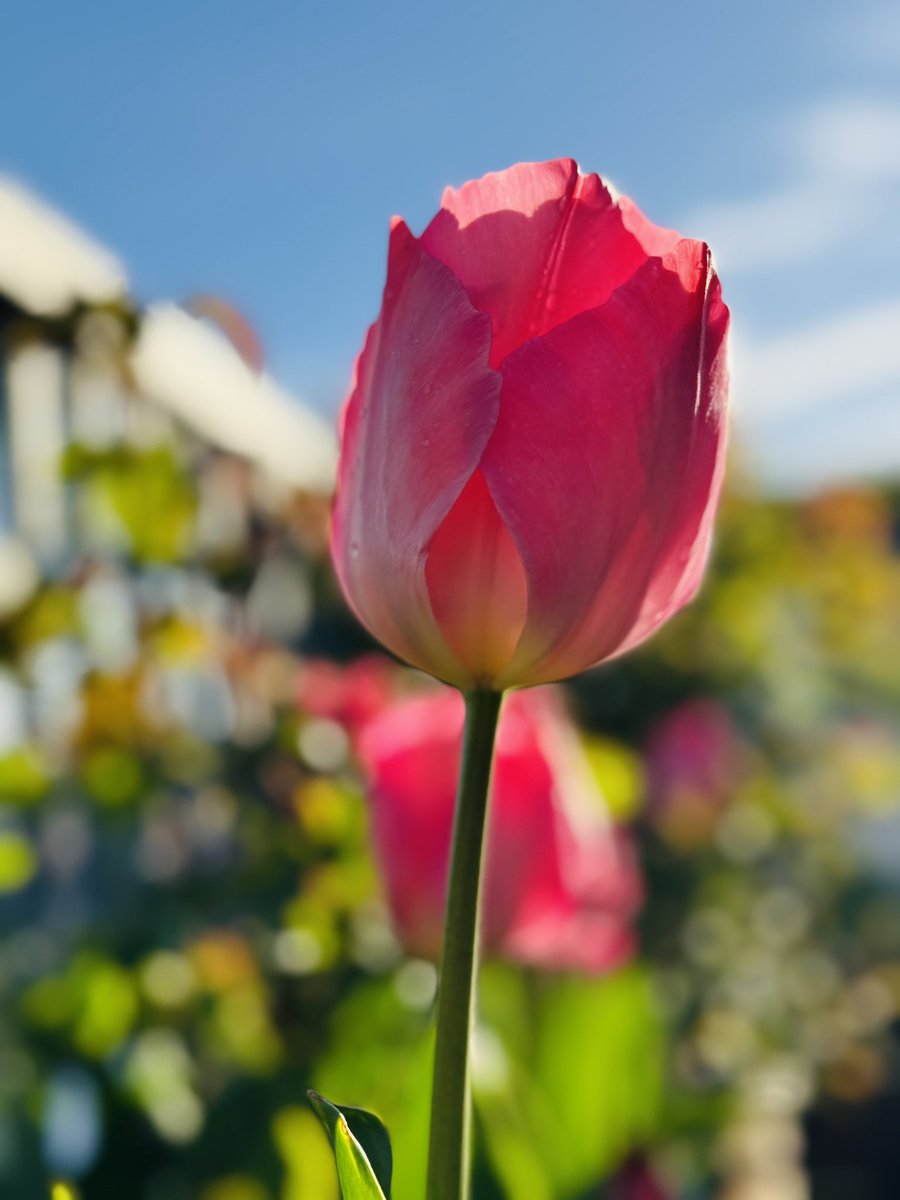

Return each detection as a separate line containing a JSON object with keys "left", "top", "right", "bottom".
{"left": 357, "top": 687, "right": 641, "bottom": 972}
{"left": 297, "top": 655, "right": 395, "bottom": 738}
{"left": 645, "top": 698, "right": 747, "bottom": 812}
{"left": 609, "top": 1153, "right": 672, "bottom": 1200}
{"left": 332, "top": 159, "right": 729, "bottom": 691}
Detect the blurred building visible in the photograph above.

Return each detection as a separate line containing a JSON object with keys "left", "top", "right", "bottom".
{"left": 0, "top": 176, "right": 337, "bottom": 620}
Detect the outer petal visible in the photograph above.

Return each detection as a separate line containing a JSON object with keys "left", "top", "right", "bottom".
{"left": 421, "top": 160, "right": 674, "bottom": 366}
{"left": 424, "top": 468, "right": 528, "bottom": 686}
{"left": 608, "top": 271, "right": 729, "bottom": 658}
{"left": 331, "top": 220, "right": 502, "bottom": 687}
{"left": 484, "top": 241, "right": 729, "bottom": 688}
{"left": 617, "top": 194, "right": 683, "bottom": 257}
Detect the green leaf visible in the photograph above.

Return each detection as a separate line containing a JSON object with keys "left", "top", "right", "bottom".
{"left": 312, "top": 976, "right": 433, "bottom": 1200}
{"left": 476, "top": 965, "right": 664, "bottom": 1199}
{"left": 309, "top": 1090, "right": 392, "bottom": 1200}
{"left": 532, "top": 967, "right": 664, "bottom": 1192}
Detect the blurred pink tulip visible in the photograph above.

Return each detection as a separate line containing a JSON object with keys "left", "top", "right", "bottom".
{"left": 609, "top": 1153, "right": 672, "bottom": 1200}
{"left": 645, "top": 698, "right": 749, "bottom": 845}
{"left": 357, "top": 687, "right": 641, "bottom": 971}
{"left": 332, "top": 158, "right": 729, "bottom": 690}
{"left": 297, "top": 655, "right": 395, "bottom": 738}
{"left": 646, "top": 699, "right": 744, "bottom": 803}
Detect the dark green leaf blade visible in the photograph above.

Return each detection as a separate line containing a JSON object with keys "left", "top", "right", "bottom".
{"left": 309, "top": 1090, "right": 392, "bottom": 1199}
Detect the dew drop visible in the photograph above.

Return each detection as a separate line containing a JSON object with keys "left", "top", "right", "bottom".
{"left": 350, "top": 542, "right": 360, "bottom": 559}
{"left": 421, "top": 437, "right": 431, "bottom": 448}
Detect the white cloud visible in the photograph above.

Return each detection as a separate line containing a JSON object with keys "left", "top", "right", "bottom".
{"left": 684, "top": 97, "right": 900, "bottom": 277}
{"left": 683, "top": 87, "right": 900, "bottom": 490}
{"left": 734, "top": 298, "right": 900, "bottom": 422}
{"left": 687, "top": 183, "right": 857, "bottom": 274}
{"left": 837, "top": 3, "right": 900, "bottom": 66}
{"left": 794, "top": 97, "right": 900, "bottom": 181}
{"left": 739, "top": 391, "right": 900, "bottom": 495}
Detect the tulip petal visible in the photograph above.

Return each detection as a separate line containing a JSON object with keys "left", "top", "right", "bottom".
{"left": 421, "top": 160, "right": 672, "bottom": 366}
{"left": 611, "top": 271, "right": 729, "bottom": 658}
{"left": 332, "top": 220, "right": 502, "bottom": 687}
{"left": 616, "top": 194, "right": 683, "bottom": 257}
{"left": 485, "top": 241, "right": 729, "bottom": 687}
{"left": 425, "top": 469, "right": 528, "bottom": 686}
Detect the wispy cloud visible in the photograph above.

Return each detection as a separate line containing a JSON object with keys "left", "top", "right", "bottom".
{"left": 683, "top": 89, "right": 900, "bottom": 491}
{"left": 735, "top": 299, "right": 900, "bottom": 422}
{"left": 835, "top": 2, "right": 900, "bottom": 66}
{"left": 685, "top": 97, "right": 900, "bottom": 277}
{"left": 795, "top": 97, "right": 900, "bottom": 181}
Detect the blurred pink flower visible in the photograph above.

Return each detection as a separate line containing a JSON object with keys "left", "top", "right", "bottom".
{"left": 297, "top": 655, "right": 395, "bottom": 738}
{"left": 644, "top": 698, "right": 748, "bottom": 844}
{"left": 357, "top": 687, "right": 641, "bottom": 972}
{"left": 609, "top": 1153, "right": 672, "bottom": 1200}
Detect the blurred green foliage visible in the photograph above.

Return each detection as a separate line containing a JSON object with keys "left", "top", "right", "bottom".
{"left": 0, "top": 430, "right": 898, "bottom": 1199}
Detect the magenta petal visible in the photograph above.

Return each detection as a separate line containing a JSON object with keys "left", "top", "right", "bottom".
{"left": 425, "top": 469, "right": 528, "bottom": 685}
{"left": 421, "top": 160, "right": 661, "bottom": 366}
{"left": 611, "top": 271, "right": 730, "bottom": 659}
{"left": 617, "top": 194, "right": 683, "bottom": 257}
{"left": 484, "top": 241, "right": 729, "bottom": 687}
{"left": 331, "top": 220, "right": 502, "bottom": 686}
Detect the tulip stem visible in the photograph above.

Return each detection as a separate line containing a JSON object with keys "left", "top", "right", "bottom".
{"left": 427, "top": 687, "right": 504, "bottom": 1200}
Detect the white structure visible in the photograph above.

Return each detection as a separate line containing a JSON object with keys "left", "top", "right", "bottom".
{"left": 0, "top": 176, "right": 336, "bottom": 617}
{"left": 131, "top": 305, "right": 336, "bottom": 495}
{"left": 0, "top": 177, "right": 127, "bottom": 318}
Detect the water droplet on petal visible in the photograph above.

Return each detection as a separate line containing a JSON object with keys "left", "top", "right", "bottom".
{"left": 421, "top": 437, "right": 431, "bottom": 448}
{"left": 349, "top": 542, "right": 360, "bottom": 559}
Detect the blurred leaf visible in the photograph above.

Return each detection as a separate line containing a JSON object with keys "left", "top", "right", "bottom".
{"left": 50, "top": 1184, "right": 79, "bottom": 1200}
{"left": 200, "top": 1176, "right": 269, "bottom": 1200}
{"left": 314, "top": 976, "right": 432, "bottom": 1200}
{"left": 82, "top": 745, "right": 145, "bottom": 806}
{"left": 309, "top": 1091, "right": 391, "bottom": 1199}
{"left": 537, "top": 967, "right": 663, "bottom": 1191}
{"left": 0, "top": 831, "right": 37, "bottom": 892}
{"left": 0, "top": 747, "right": 50, "bottom": 805}
{"left": 582, "top": 736, "right": 645, "bottom": 821}
{"left": 478, "top": 966, "right": 664, "bottom": 1198}
{"left": 72, "top": 445, "right": 196, "bottom": 562}
{"left": 74, "top": 959, "right": 139, "bottom": 1058}
{"left": 474, "top": 1084, "right": 555, "bottom": 1200}
{"left": 273, "top": 1106, "right": 340, "bottom": 1200}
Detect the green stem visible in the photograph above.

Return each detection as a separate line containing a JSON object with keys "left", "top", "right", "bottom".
{"left": 426, "top": 688, "right": 503, "bottom": 1200}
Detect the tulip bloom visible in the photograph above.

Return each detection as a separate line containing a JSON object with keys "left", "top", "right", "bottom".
{"left": 297, "top": 655, "right": 396, "bottom": 739}
{"left": 332, "top": 159, "right": 729, "bottom": 691}
{"left": 644, "top": 699, "right": 752, "bottom": 848}
{"left": 357, "top": 687, "right": 641, "bottom": 972}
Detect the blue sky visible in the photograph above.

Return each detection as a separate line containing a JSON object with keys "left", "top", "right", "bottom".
{"left": 2, "top": 0, "right": 899, "bottom": 491}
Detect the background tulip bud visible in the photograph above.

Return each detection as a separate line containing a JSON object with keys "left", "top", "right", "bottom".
{"left": 332, "top": 159, "right": 730, "bottom": 690}
{"left": 357, "top": 687, "right": 641, "bottom": 972}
